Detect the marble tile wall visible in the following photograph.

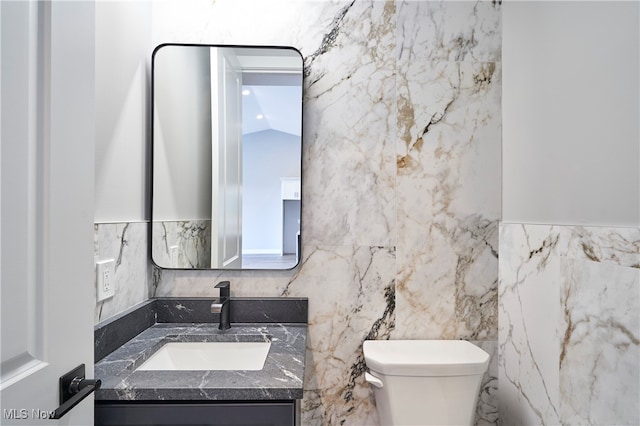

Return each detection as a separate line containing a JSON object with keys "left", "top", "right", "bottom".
{"left": 94, "top": 223, "right": 152, "bottom": 323}
{"left": 498, "top": 223, "right": 640, "bottom": 425}
{"left": 151, "top": 220, "right": 212, "bottom": 269}
{"left": 95, "top": 1, "right": 502, "bottom": 425}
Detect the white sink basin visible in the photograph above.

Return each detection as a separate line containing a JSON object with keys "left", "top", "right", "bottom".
{"left": 136, "top": 341, "right": 271, "bottom": 371}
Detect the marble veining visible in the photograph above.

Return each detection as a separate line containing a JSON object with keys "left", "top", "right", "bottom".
{"left": 95, "top": 323, "right": 307, "bottom": 401}
{"left": 559, "top": 259, "right": 639, "bottom": 425}
{"left": 301, "top": 0, "right": 397, "bottom": 249}
{"left": 151, "top": 220, "right": 212, "bottom": 269}
{"left": 474, "top": 340, "right": 499, "bottom": 426}
{"left": 397, "top": 0, "right": 502, "bottom": 63}
{"left": 285, "top": 245, "right": 397, "bottom": 426}
{"left": 95, "top": 298, "right": 308, "bottom": 362}
{"left": 94, "top": 223, "right": 151, "bottom": 323}
{"left": 395, "top": 58, "right": 501, "bottom": 340}
{"left": 499, "top": 223, "right": 640, "bottom": 425}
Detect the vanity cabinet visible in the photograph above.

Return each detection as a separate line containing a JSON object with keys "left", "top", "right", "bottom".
{"left": 95, "top": 400, "right": 296, "bottom": 426}
{"left": 94, "top": 301, "right": 307, "bottom": 426}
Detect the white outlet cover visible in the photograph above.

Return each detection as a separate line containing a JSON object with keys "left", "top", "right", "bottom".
{"left": 96, "top": 259, "right": 115, "bottom": 302}
{"left": 169, "top": 245, "right": 179, "bottom": 268}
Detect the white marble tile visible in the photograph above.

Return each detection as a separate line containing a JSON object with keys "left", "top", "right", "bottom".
{"left": 500, "top": 223, "right": 640, "bottom": 269}
{"left": 498, "top": 237, "right": 561, "bottom": 425}
{"left": 151, "top": 220, "right": 211, "bottom": 269}
{"left": 559, "top": 259, "right": 640, "bottom": 425}
{"left": 395, "top": 59, "right": 501, "bottom": 340}
{"left": 94, "top": 223, "right": 151, "bottom": 323}
{"left": 473, "top": 340, "right": 499, "bottom": 426}
{"left": 498, "top": 223, "right": 640, "bottom": 426}
{"left": 555, "top": 225, "right": 640, "bottom": 268}
{"left": 288, "top": 245, "right": 396, "bottom": 425}
{"left": 300, "top": 1, "right": 397, "bottom": 248}
{"left": 397, "top": 0, "right": 502, "bottom": 63}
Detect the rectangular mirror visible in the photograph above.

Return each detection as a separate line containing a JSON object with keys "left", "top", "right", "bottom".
{"left": 151, "top": 44, "right": 303, "bottom": 270}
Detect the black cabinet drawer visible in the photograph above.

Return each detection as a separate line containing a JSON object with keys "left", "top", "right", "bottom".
{"left": 95, "top": 401, "right": 295, "bottom": 426}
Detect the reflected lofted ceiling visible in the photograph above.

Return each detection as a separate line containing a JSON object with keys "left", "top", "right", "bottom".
{"left": 233, "top": 48, "right": 302, "bottom": 137}
{"left": 242, "top": 85, "right": 302, "bottom": 136}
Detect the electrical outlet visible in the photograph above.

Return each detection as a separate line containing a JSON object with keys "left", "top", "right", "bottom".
{"left": 169, "top": 245, "right": 179, "bottom": 268}
{"left": 96, "top": 259, "right": 115, "bottom": 302}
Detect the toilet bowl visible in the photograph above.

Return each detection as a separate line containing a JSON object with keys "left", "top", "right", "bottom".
{"left": 363, "top": 340, "right": 490, "bottom": 426}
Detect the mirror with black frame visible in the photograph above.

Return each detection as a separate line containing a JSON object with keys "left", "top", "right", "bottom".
{"left": 151, "top": 44, "right": 303, "bottom": 270}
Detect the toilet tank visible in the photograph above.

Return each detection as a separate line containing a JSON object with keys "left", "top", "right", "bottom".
{"left": 363, "top": 340, "right": 490, "bottom": 426}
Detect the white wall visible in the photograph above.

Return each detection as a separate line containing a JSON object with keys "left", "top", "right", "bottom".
{"left": 242, "top": 129, "right": 301, "bottom": 253}
{"left": 95, "top": 1, "right": 151, "bottom": 222}
{"left": 152, "top": 46, "right": 212, "bottom": 221}
{"left": 502, "top": 1, "right": 640, "bottom": 227}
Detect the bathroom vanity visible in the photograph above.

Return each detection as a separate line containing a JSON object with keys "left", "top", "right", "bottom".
{"left": 94, "top": 298, "right": 307, "bottom": 426}
{"left": 96, "top": 42, "right": 309, "bottom": 425}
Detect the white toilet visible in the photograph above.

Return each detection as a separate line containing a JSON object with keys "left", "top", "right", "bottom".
{"left": 363, "top": 340, "right": 490, "bottom": 426}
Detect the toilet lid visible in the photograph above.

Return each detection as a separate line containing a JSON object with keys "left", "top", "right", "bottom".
{"left": 363, "top": 340, "right": 490, "bottom": 377}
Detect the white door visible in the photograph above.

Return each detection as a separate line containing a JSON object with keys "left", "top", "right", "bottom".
{"left": 0, "top": 1, "right": 95, "bottom": 424}
{"left": 210, "top": 48, "right": 242, "bottom": 269}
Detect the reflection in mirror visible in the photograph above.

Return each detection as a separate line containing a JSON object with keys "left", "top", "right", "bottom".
{"left": 151, "top": 45, "right": 303, "bottom": 270}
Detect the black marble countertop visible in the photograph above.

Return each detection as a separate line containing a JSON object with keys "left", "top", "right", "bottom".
{"left": 95, "top": 322, "right": 306, "bottom": 401}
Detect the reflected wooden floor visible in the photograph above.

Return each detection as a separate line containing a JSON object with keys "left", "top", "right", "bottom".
{"left": 242, "top": 254, "right": 298, "bottom": 269}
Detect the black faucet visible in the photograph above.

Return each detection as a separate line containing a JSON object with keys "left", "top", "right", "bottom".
{"left": 210, "top": 281, "right": 231, "bottom": 330}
